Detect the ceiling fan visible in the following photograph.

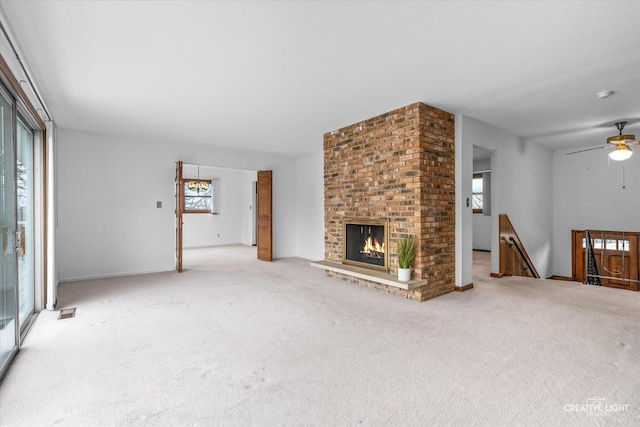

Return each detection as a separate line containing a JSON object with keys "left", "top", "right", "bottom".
{"left": 566, "top": 121, "right": 640, "bottom": 161}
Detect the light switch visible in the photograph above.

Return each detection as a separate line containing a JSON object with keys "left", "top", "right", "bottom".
{"left": 156, "top": 201, "right": 162, "bottom": 208}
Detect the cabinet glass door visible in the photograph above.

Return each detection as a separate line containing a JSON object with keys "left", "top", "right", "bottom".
{"left": 0, "top": 90, "right": 17, "bottom": 372}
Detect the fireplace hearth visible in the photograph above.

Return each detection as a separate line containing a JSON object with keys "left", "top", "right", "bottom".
{"left": 342, "top": 219, "right": 389, "bottom": 271}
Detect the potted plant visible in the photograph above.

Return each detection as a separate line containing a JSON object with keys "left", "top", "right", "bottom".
{"left": 396, "top": 235, "right": 416, "bottom": 282}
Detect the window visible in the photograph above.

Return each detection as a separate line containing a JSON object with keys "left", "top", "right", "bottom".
{"left": 184, "top": 179, "right": 212, "bottom": 213}
{"left": 583, "top": 237, "right": 630, "bottom": 251}
{"left": 472, "top": 173, "right": 483, "bottom": 213}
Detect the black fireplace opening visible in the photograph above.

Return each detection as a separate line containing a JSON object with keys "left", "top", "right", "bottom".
{"left": 343, "top": 221, "right": 388, "bottom": 270}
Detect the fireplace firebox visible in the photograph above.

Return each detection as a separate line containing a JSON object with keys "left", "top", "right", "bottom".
{"left": 342, "top": 219, "right": 389, "bottom": 271}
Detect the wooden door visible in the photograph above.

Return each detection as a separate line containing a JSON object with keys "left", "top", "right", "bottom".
{"left": 600, "top": 235, "right": 638, "bottom": 290}
{"left": 175, "top": 161, "right": 184, "bottom": 272}
{"left": 256, "top": 170, "right": 272, "bottom": 261}
{"left": 572, "top": 230, "right": 639, "bottom": 291}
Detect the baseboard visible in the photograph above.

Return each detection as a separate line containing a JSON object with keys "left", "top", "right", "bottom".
{"left": 184, "top": 243, "right": 252, "bottom": 249}
{"left": 456, "top": 283, "right": 474, "bottom": 292}
{"left": 60, "top": 268, "right": 174, "bottom": 283}
{"left": 490, "top": 272, "right": 513, "bottom": 277}
{"left": 548, "top": 275, "right": 576, "bottom": 281}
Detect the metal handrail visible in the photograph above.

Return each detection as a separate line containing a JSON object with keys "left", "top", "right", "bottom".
{"left": 508, "top": 236, "right": 540, "bottom": 278}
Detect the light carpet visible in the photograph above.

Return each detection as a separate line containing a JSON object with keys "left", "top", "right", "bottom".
{"left": 0, "top": 247, "right": 638, "bottom": 426}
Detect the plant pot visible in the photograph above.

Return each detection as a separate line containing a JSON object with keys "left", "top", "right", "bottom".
{"left": 398, "top": 267, "right": 411, "bottom": 282}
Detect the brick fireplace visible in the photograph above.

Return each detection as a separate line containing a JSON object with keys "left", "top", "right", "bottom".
{"left": 321, "top": 102, "right": 455, "bottom": 301}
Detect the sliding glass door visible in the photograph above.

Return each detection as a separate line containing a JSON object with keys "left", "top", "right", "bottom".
{"left": 0, "top": 83, "right": 37, "bottom": 377}
{"left": 17, "top": 119, "right": 34, "bottom": 331}
{"left": 0, "top": 89, "right": 17, "bottom": 371}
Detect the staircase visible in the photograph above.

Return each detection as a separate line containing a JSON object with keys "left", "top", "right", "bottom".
{"left": 498, "top": 214, "right": 540, "bottom": 278}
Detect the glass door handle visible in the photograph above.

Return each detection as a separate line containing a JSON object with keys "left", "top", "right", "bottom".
{"left": 2, "top": 227, "right": 7, "bottom": 257}
{"left": 19, "top": 226, "right": 25, "bottom": 256}
{"left": 15, "top": 227, "right": 25, "bottom": 256}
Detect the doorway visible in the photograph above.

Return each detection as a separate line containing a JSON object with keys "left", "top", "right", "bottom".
{"left": 472, "top": 146, "right": 493, "bottom": 277}
{"left": 175, "top": 164, "right": 259, "bottom": 270}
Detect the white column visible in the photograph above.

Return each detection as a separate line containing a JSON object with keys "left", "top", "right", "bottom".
{"left": 455, "top": 115, "right": 473, "bottom": 287}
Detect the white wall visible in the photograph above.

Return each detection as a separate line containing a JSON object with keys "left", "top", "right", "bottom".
{"left": 472, "top": 214, "right": 492, "bottom": 251}
{"left": 460, "top": 116, "right": 554, "bottom": 278}
{"left": 181, "top": 165, "right": 256, "bottom": 248}
{"left": 552, "top": 147, "right": 640, "bottom": 277}
{"left": 240, "top": 170, "right": 257, "bottom": 246}
{"left": 295, "top": 149, "right": 324, "bottom": 261}
{"left": 57, "top": 128, "right": 297, "bottom": 281}
{"left": 473, "top": 214, "right": 491, "bottom": 251}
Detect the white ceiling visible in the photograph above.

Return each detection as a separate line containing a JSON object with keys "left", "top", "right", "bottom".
{"left": 2, "top": 1, "right": 639, "bottom": 157}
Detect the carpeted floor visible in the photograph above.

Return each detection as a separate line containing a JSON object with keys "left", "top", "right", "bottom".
{"left": 0, "top": 247, "right": 638, "bottom": 426}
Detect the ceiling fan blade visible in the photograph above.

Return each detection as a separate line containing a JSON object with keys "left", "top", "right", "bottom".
{"left": 566, "top": 145, "right": 609, "bottom": 155}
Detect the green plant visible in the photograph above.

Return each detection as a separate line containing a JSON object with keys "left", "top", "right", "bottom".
{"left": 397, "top": 235, "right": 416, "bottom": 269}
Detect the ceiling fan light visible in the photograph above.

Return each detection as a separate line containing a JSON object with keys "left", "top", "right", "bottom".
{"left": 608, "top": 144, "right": 633, "bottom": 161}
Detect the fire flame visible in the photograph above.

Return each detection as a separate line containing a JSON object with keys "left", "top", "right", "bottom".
{"left": 362, "top": 237, "right": 385, "bottom": 254}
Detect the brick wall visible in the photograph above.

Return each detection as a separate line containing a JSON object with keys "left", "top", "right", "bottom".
{"left": 323, "top": 102, "right": 455, "bottom": 301}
